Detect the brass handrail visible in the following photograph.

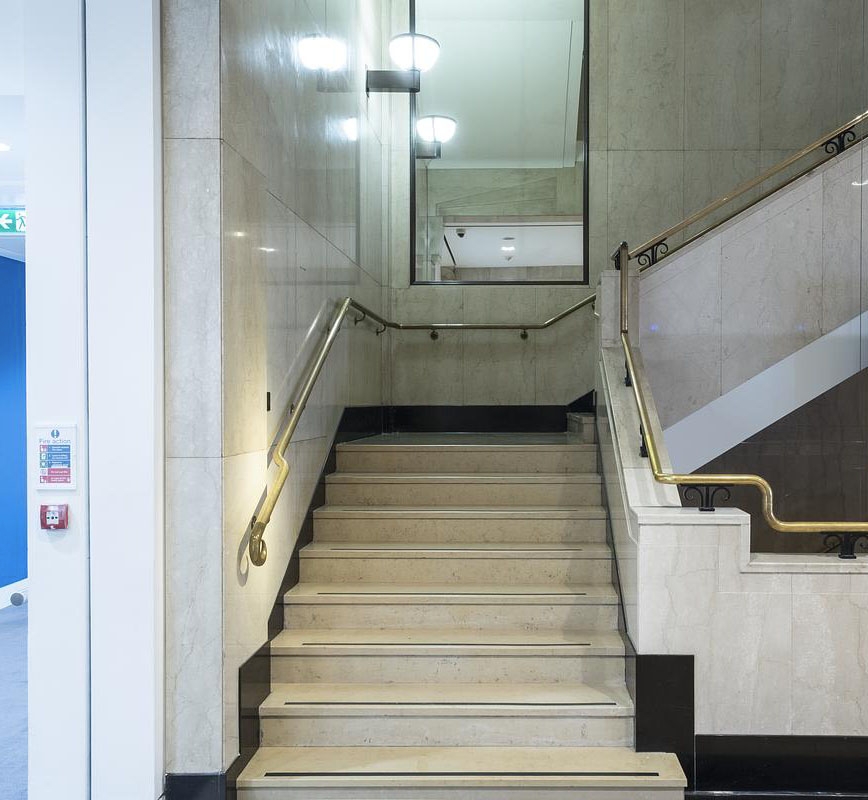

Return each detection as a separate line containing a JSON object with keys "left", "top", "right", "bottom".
{"left": 248, "top": 292, "right": 596, "bottom": 565}
{"left": 628, "top": 108, "right": 868, "bottom": 264}
{"left": 614, "top": 242, "right": 868, "bottom": 540}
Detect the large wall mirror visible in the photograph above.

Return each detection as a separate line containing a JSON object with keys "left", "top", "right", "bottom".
{"left": 410, "top": 0, "right": 589, "bottom": 285}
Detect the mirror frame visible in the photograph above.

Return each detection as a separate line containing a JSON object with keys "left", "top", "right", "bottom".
{"left": 409, "top": 0, "right": 590, "bottom": 286}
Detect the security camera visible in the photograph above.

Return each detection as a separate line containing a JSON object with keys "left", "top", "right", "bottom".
{"left": 456, "top": 228, "right": 466, "bottom": 238}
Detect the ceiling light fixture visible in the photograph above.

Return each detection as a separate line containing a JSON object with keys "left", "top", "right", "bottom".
{"left": 258, "top": 247, "right": 277, "bottom": 253}
{"left": 0, "top": 143, "right": 11, "bottom": 153}
{"left": 501, "top": 246, "right": 516, "bottom": 252}
{"left": 416, "top": 115, "right": 457, "bottom": 144}
{"left": 297, "top": 35, "right": 348, "bottom": 72}
{"left": 389, "top": 33, "right": 441, "bottom": 72}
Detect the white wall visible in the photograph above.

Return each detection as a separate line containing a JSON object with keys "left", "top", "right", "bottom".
{"left": 85, "top": 1, "right": 164, "bottom": 797}
{"left": 24, "top": 3, "right": 90, "bottom": 798}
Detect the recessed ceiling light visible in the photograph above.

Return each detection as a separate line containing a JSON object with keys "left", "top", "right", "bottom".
{"left": 231, "top": 231, "right": 247, "bottom": 238}
{"left": 0, "top": 143, "right": 11, "bottom": 153}
{"left": 501, "top": 246, "right": 516, "bottom": 252}
{"left": 258, "top": 247, "right": 277, "bottom": 253}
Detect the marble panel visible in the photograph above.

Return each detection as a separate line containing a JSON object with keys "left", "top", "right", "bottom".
{"left": 162, "top": 0, "right": 219, "bottom": 139}
{"left": 221, "top": 0, "right": 269, "bottom": 176}
{"left": 792, "top": 592, "right": 868, "bottom": 735}
{"left": 682, "top": 150, "right": 761, "bottom": 239}
{"left": 760, "top": 0, "right": 840, "bottom": 151}
{"left": 587, "top": 150, "right": 608, "bottom": 285}
{"left": 684, "top": 0, "right": 761, "bottom": 151}
{"left": 165, "top": 456, "right": 223, "bottom": 773}
{"left": 639, "top": 235, "right": 722, "bottom": 428}
{"left": 721, "top": 182, "right": 824, "bottom": 392}
{"left": 164, "top": 138, "right": 222, "bottom": 458}
{"left": 835, "top": 0, "right": 865, "bottom": 124}
{"left": 222, "top": 145, "right": 268, "bottom": 458}
{"left": 702, "top": 591, "right": 793, "bottom": 734}
{"left": 607, "top": 151, "right": 684, "bottom": 258}
{"left": 535, "top": 288, "right": 596, "bottom": 405}
{"left": 391, "top": 286, "right": 464, "bottom": 405}
{"left": 821, "top": 148, "right": 863, "bottom": 333}
{"left": 461, "top": 288, "right": 536, "bottom": 405}
{"left": 264, "top": 198, "right": 298, "bottom": 442}
{"left": 588, "top": 0, "right": 607, "bottom": 152}
{"left": 607, "top": 0, "right": 684, "bottom": 152}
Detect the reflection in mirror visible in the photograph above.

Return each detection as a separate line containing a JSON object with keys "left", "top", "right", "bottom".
{"left": 411, "top": 0, "right": 588, "bottom": 284}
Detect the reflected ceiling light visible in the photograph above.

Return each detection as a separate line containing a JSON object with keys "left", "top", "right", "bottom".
{"left": 258, "top": 247, "right": 277, "bottom": 253}
{"left": 389, "top": 33, "right": 440, "bottom": 72}
{"left": 297, "top": 35, "right": 347, "bottom": 72}
{"left": 501, "top": 245, "right": 516, "bottom": 252}
{"left": 0, "top": 143, "right": 10, "bottom": 152}
{"left": 416, "top": 115, "right": 457, "bottom": 144}
{"left": 341, "top": 118, "right": 360, "bottom": 142}
{"left": 852, "top": 179, "right": 868, "bottom": 187}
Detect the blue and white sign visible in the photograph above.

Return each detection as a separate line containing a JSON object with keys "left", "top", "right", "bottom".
{"left": 36, "top": 425, "right": 77, "bottom": 491}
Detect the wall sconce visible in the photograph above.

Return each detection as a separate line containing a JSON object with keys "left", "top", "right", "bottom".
{"left": 366, "top": 32, "right": 440, "bottom": 95}
{"left": 416, "top": 115, "right": 457, "bottom": 144}
{"left": 297, "top": 35, "right": 347, "bottom": 72}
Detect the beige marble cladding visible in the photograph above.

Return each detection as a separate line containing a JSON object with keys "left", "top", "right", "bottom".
{"left": 164, "top": 0, "right": 389, "bottom": 774}
{"left": 640, "top": 142, "right": 868, "bottom": 430}
{"left": 598, "top": 340, "right": 868, "bottom": 736}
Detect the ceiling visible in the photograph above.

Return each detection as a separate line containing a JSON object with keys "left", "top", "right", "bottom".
{"left": 442, "top": 220, "right": 583, "bottom": 268}
{"left": 417, "top": 0, "right": 584, "bottom": 170}
{"left": 0, "top": 2, "right": 25, "bottom": 262}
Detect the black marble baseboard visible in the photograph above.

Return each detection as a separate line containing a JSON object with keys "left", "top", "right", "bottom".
{"left": 164, "top": 773, "right": 226, "bottom": 800}
{"left": 386, "top": 405, "right": 570, "bottom": 433}
{"left": 694, "top": 735, "right": 868, "bottom": 796}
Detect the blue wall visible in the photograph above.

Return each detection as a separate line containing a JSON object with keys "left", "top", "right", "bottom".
{"left": 0, "top": 255, "right": 26, "bottom": 587}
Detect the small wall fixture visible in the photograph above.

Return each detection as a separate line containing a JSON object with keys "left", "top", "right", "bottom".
{"left": 415, "top": 140, "right": 442, "bottom": 160}
{"left": 416, "top": 115, "right": 457, "bottom": 144}
{"left": 389, "top": 33, "right": 440, "bottom": 72}
{"left": 367, "top": 32, "right": 439, "bottom": 95}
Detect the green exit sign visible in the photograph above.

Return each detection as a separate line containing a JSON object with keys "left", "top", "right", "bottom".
{"left": 0, "top": 208, "right": 25, "bottom": 235}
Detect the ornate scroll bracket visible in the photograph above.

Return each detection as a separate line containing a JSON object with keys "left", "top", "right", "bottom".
{"left": 636, "top": 240, "right": 669, "bottom": 268}
{"left": 824, "top": 533, "right": 868, "bottom": 560}
{"left": 824, "top": 128, "right": 857, "bottom": 156}
{"left": 683, "top": 484, "right": 732, "bottom": 512}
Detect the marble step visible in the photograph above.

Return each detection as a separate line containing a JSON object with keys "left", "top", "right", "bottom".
{"left": 312, "top": 506, "right": 608, "bottom": 543}
{"left": 236, "top": 746, "right": 686, "bottom": 799}
{"left": 567, "top": 412, "right": 597, "bottom": 443}
{"left": 298, "top": 542, "right": 613, "bottom": 585}
{"left": 269, "top": 628, "right": 626, "bottom": 684}
{"left": 258, "top": 682, "right": 634, "bottom": 747}
{"left": 283, "top": 583, "right": 619, "bottom": 630}
{"left": 325, "top": 473, "right": 603, "bottom": 507}
{"left": 336, "top": 440, "right": 598, "bottom": 474}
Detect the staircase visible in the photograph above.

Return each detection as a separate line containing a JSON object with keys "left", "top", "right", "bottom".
{"left": 236, "top": 431, "right": 686, "bottom": 798}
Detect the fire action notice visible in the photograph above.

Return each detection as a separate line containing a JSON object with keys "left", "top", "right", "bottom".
{"left": 36, "top": 425, "right": 77, "bottom": 490}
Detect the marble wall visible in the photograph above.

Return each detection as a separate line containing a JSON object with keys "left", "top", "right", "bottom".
{"left": 390, "top": 1, "right": 867, "bottom": 406}
{"left": 640, "top": 143, "right": 867, "bottom": 430}
{"left": 598, "top": 342, "right": 868, "bottom": 737}
{"left": 164, "top": 0, "right": 390, "bottom": 774}
{"left": 590, "top": 0, "right": 866, "bottom": 280}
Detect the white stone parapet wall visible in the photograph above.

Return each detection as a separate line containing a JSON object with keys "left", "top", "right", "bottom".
{"left": 597, "top": 343, "right": 868, "bottom": 736}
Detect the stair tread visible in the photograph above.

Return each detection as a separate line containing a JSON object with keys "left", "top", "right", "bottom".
{"left": 300, "top": 542, "right": 613, "bottom": 559}
{"left": 338, "top": 435, "right": 595, "bottom": 452}
{"left": 314, "top": 504, "right": 608, "bottom": 518}
{"left": 327, "top": 472, "right": 602, "bottom": 484}
{"left": 270, "top": 628, "right": 625, "bottom": 655}
{"left": 237, "top": 746, "right": 686, "bottom": 788}
{"left": 260, "top": 682, "right": 634, "bottom": 716}
{"left": 284, "top": 582, "right": 618, "bottom": 604}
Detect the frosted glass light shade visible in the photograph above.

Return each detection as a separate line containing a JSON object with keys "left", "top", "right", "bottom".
{"left": 297, "top": 35, "right": 348, "bottom": 72}
{"left": 389, "top": 33, "right": 440, "bottom": 72}
{"left": 416, "top": 115, "right": 457, "bottom": 144}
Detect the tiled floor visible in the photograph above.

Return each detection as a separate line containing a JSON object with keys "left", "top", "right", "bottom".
{"left": 0, "top": 604, "right": 27, "bottom": 800}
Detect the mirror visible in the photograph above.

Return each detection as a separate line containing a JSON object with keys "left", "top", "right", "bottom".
{"left": 410, "top": 0, "right": 588, "bottom": 285}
